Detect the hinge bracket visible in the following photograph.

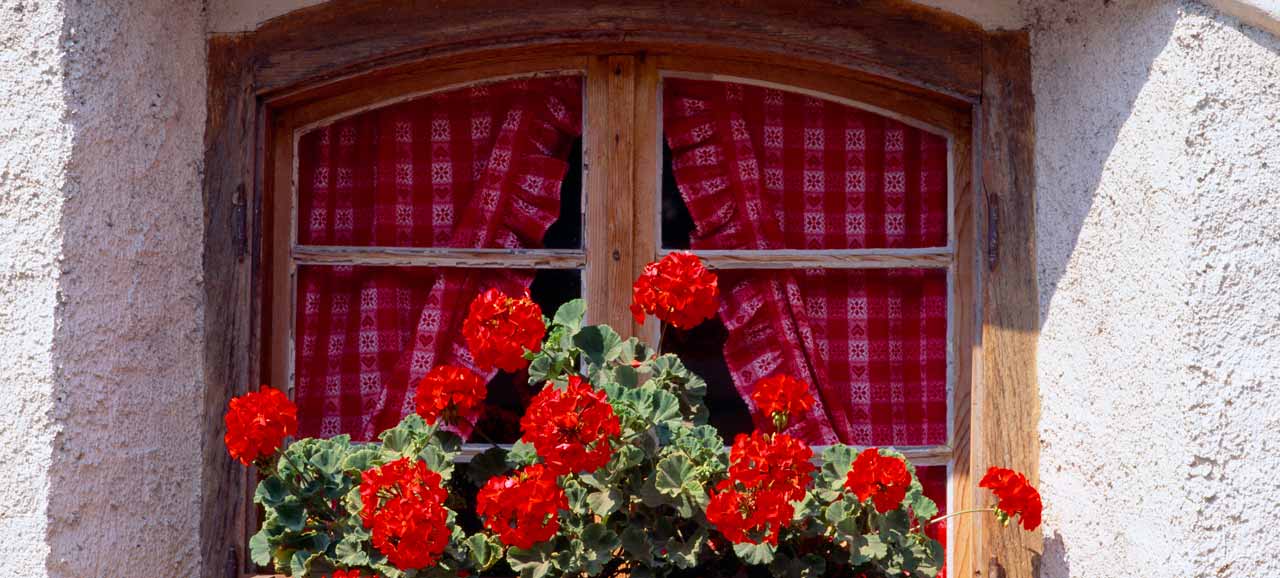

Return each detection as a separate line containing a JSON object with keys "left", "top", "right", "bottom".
{"left": 232, "top": 184, "right": 247, "bottom": 261}
{"left": 986, "top": 185, "right": 999, "bottom": 272}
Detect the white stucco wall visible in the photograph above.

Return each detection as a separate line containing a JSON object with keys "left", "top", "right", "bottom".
{"left": 0, "top": 1, "right": 207, "bottom": 577}
{"left": 1030, "top": 1, "right": 1280, "bottom": 576}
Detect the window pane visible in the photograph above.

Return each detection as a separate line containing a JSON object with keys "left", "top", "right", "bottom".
{"left": 297, "top": 75, "right": 584, "bottom": 249}
{"left": 661, "top": 77, "right": 948, "bottom": 250}
{"left": 660, "top": 268, "right": 947, "bottom": 446}
{"left": 294, "top": 265, "right": 580, "bottom": 442}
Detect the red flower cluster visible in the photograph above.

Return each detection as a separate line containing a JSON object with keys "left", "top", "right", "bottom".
{"left": 844, "top": 448, "right": 912, "bottom": 514}
{"left": 706, "top": 432, "right": 815, "bottom": 545}
{"left": 329, "top": 571, "right": 368, "bottom": 578}
{"left": 727, "top": 432, "right": 815, "bottom": 502}
{"left": 358, "top": 458, "right": 452, "bottom": 570}
{"left": 463, "top": 289, "right": 546, "bottom": 372}
{"left": 705, "top": 480, "right": 795, "bottom": 545}
{"left": 520, "top": 376, "right": 621, "bottom": 475}
{"left": 414, "top": 365, "right": 487, "bottom": 428}
{"left": 224, "top": 386, "right": 297, "bottom": 466}
{"left": 476, "top": 464, "right": 567, "bottom": 549}
{"left": 750, "top": 374, "right": 815, "bottom": 431}
{"left": 979, "top": 467, "right": 1042, "bottom": 531}
{"left": 630, "top": 251, "right": 719, "bottom": 329}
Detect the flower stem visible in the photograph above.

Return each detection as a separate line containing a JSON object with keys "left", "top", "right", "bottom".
{"left": 927, "top": 507, "right": 997, "bottom": 526}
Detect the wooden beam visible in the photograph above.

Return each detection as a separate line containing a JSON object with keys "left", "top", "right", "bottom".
{"left": 293, "top": 246, "right": 587, "bottom": 269}
{"left": 666, "top": 248, "right": 953, "bottom": 270}
{"left": 978, "top": 30, "right": 1041, "bottom": 578}
{"left": 199, "top": 34, "right": 257, "bottom": 578}
{"left": 240, "top": 0, "right": 984, "bottom": 101}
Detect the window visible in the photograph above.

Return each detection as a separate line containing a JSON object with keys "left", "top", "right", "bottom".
{"left": 259, "top": 48, "right": 986, "bottom": 577}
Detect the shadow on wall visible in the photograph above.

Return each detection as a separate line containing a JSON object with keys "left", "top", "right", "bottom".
{"left": 1032, "top": 0, "right": 1180, "bottom": 328}
{"left": 45, "top": 0, "right": 206, "bottom": 577}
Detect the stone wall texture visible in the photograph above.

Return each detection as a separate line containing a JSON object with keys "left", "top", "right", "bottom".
{"left": 0, "top": 0, "right": 207, "bottom": 577}
{"left": 0, "top": 1, "right": 1277, "bottom": 577}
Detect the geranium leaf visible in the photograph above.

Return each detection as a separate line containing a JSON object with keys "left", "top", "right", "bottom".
{"left": 574, "top": 325, "right": 623, "bottom": 367}
{"left": 248, "top": 530, "right": 273, "bottom": 566}
{"left": 733, "top": 541, "right": 777, "bottom": 565}
{"left": 655, "top": 454, "right": 694, "bottom": 497}
{"left": 464, "top": 533, "right": 503, "bottom": 571}
{"left": 254, "top": 476, "right": 287, "bottom": 507}
{"left": 552, "top": 299, "right": 587, "bottom": 332}
{"left": 586, "top": 489, "right": 622, "bottom": 517}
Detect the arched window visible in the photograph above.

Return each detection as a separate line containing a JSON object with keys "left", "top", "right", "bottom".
{"left": 203, "top": 6, "right": 1037, "bottom": 577}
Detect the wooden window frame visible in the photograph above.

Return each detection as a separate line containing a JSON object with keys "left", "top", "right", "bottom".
{"left": 202, "top": 4, "right": 1038, "bottom": 578}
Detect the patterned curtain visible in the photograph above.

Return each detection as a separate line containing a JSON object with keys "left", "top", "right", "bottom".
{"left": 294, "top": 77, "right": 583, "bottom": 441}
{"left": 662, "top": 78, "right": 949, "bottom": 447}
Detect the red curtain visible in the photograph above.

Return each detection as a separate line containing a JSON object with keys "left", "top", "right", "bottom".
{"left": 663, "top": 78, "right": 949, "bottom": 446}
{"left": 294, "top": 77, "right": 583, "bottom": 440}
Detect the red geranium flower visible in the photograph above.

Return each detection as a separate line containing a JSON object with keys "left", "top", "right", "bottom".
{"left": 727, "top": 432, "right": 815, "bottom": 502}
{"left": 750, "top": 375, "right": 816, "bottom": 431}
{"left": 476, "top": 464, "right": 567, "bottom": 549}
{"left": 520, "top": 376, "right": 621, "bottom": 475}
{"left": 414, "top": 365, "right": 487, "bottom": 428}
{"left": 463, "top": 289, "right": 546, "bottom": 372}
{"left": 330, "top": 571, "right": 368, "bottom": 578}
{"left": 979, "top": 467, "right": 1042, "bottom": 531}
{"left": 844, "top": 448, "right": 913, "bottom": 514}
{"left": 705, "top": 480, "right": 795, "bottom": 545}
{"left": 223, "top": 386, "right": 297, "bottom": 466}
{"left": 630, "top": 251, "right": 719, "bottom": 329}
{"left": 358, "top": 458, "right": 451, "bottom": 570}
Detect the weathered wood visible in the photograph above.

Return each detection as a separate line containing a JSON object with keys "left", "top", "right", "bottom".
{"left": 657, "top": 56, "right": 971, "bottom": 136}
{"left": 605, "top": 55, "right": 639, "bottom": 335}
{"left": 667, "top": 248, "right": 953, "bottom": 270}
{"left": 292, "top": 246, "right": 587, "bottom": 269}
{"left": 630, "top": 55, "right": 660, "bottom": 340}
{"left": 948, "top": 113, "right": 979, "bottom": 578}
{"left": 244, "top": 0, "right": 984, "bottom": 101}
{"left": 978, "top": 31, "right": 1041, "bottom": 578}
{"left": 200, "top": 34, "right": 257, "bottom": 578}
{"left": 584, "top": 57, "right": 614, "bottom": 329}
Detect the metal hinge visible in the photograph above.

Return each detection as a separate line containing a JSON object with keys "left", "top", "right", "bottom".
{"left": 986, "top": 185, "right": 999, "bottom": 272}
{"left": 232, "top": 184, "right": 247, "bottom": 260}
{"left": 225, "top": 545, "right": 239, "bottom": 578}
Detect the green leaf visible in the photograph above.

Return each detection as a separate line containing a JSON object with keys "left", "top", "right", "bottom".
{"left": 335, "top": 533, "right": 370, "bottom": 567}
{"left": 508, "top": 542, "right": 557, "bottom": 578}
{"left": 274, "top": 496, "right": 305, "bottom": 532}
{"left": 506, "top": 440, "right": 539, "bottom": 468}
{"left": 466, "top": 446, "right": 511, "bottom": 487}
{"left": 289, "top": 550, "right": 318, "bottom": 577}
{"left": 734, "top": 541, "right": 777, "bottom": 565}
{"left": 248, "top": 530, "right": 273, "bottom": 567}
{"left": 654, "top": 454, "right": 695, "bottom": 497}
{"left": 464, "top": 533, "right": 503, "bottom": 571}
{"left": 620, "top": 526, "right": 653, "bottom": 563}
{"left": 342, "top": 447, "right": 381, "bottom": 474}
{"left": 552, "top": 299, "right": 587, "bottom": 332}
{"left": 254, "top": 476, "right": 288, "bottom": 507}
{"left": 574, "top": 325, "right": 624, "bottom": 367}
{"left": 586, "top": 489, "right": 622, "bottom": 517}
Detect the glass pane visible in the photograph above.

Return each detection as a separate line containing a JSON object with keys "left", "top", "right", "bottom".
{"left": 297, "top": 75, "right": 584, "bottom": 249}
{"left": 661, "top": 77, "right": 948, "bottom": 250}
{"left": 660, "top": 268, "right": 947, "bottom": 446}
{"left": 294, "top": 265, "right": 581, "bottom": 442}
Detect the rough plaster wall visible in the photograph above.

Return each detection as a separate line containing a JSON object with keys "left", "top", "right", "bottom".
{"left": 1029, "top": 1, "right": 1280, "bottom": 576}
{"left": 0, "top": 1, "right": 69, "bottom": 574}
{"left": 0, "top": 0, "right": 208, "bottom": 576}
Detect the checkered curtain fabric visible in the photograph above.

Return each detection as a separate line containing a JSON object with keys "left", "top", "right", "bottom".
{"left": 663, "top": 78, "right": 950, "bottom": 446}
{"left": 294, "top": 77, "right": 583, "bottom": 441}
